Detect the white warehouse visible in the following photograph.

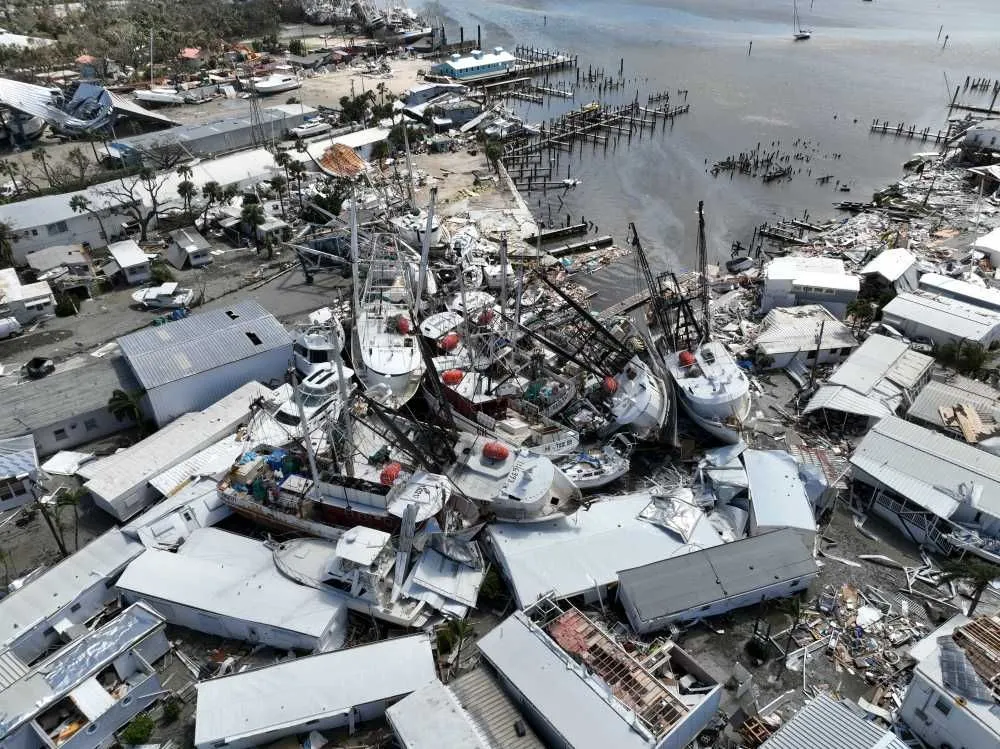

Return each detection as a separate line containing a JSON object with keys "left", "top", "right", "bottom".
{"left": 881, "top": 291, "right": 1000, "bottom": 348}
{"left": 117, "top": 300, "right": 292, "bottom": 427}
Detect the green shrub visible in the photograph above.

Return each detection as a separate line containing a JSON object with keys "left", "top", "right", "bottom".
{"left": 120, "top": 713, "right": 155, "bottom": 745}
{"left": 150, "top": 262, "right": 174, "bottom": 283}
{"left": 161, "top": 696, "right": 181, "bottom": 724}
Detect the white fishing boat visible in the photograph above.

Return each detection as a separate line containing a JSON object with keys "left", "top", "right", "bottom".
{"left": 292, "top": 307, "right": 346, "bottom": 377}
{"left": 556, "top": 434, "right": 633, "bottom": 491}
{"left": 428, "top": 368, "right": 580, "bottom": 457}
{"left": 290, "top": 119, "right": 332, "bottom": 139}
{"left": 391, "top": 210, "right": 447, "bottom": 249}
{"left": 272, "top": 532, "right": 432, "bottom": 628}
{"left": 252, "top": 73, "right": 301, "bottom": 95}
{"left": 793, "top": 0, "right": 812, "bottom": 40}
{"left": 665, "top": 341, "right": 752, "bottom": 444}
{"left": 134, "top": 87, "right": 184, "bottom": 105}
{"left": 351, "top": 233, "right": 426, "bottom": 409}
{"left": 602, "top": 356, "right": 670, "bottom": 441}
{"left": 131, "top": 282, "right": 194, "bottom": 310}
{"left": 445, "top": 432, "right": 582, "bottom": 523}
{"left": 271, "top": 368, "right": 354, "bottom": 438}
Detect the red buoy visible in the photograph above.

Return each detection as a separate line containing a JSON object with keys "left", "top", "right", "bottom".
{"left": 442, "top": 369, "right": 464, "bottom": 386}
{"left": 678, "top": 350, "right": 697, "bottom": 368}
{"left": 602, "top": 375, "right": 618, "bottom": 394}
{"left": 477, "top": 308, "right": 496, "bottom": 325}
{"left": 482, "top": 441, "right": 510, "bottom": 462}
{"left": 439, "top": 332, "right": 461, "bottom": 351}
{"left": 396, "top": 315, "right": 412, "bottom": 334}
{"left": 380, "top": 462, "right": 402, "bottom": 486}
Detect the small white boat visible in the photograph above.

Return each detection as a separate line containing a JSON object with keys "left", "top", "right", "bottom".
{"left": 291, "top": 120, "right": 332, "bottom": 139}
{"left": 271, "top": 367, "right": 354, "bottom": 436}
{"left": 556, "top": 434, "right": 633, "bottom": 491}
{"left": 131, "top": 282, "right": 194, "bottom": 310}
{"left": 293, "top": 307, "right": 346, "bottom": 377}
{"left": 665, "top": 340, "right": 752, "bottom": 444}
{"left": 793, "top": 0, "right": 812, "bottom": 40}
{"left": 134, "top": 87, "right": 184, "bottom": 105}
{"left": 252, "top": 73, "right": 301, "bottom": 95}
{"left": 391, "top": 210, "right": 447, "bottom": 250}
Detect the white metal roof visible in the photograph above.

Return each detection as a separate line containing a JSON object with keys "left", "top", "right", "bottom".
{"left": 478, "top": 612, "right": 653, "bottom": 749}
{"left": 850, "top": 416, "right": 1000, "bottom": 519}
{"left": 116, "top": 528, "right": 346, "bottom": 640}
{"left": 764, "top": 255, "right": 847, "bottom": 281}
{"left": 194, "top": 634, "right": 435, "bottom": 747}
{"left": 761, "top": 693, "right": 908, "bottom": 749}
{"left": 123, "top": 477, "right": 230, "bottom": 549}
{"left": 117, "top": 300, "right": 291, "bottom": 389}
{"left": 147, "top": 434, "right": 243, "bottom": 496}
{"left": 919, "top": 272, "right": 1000, "bottom": 311}
{"left": 744, "top": 450, "right": 816, "bottom": 533}
{"left": 168, "top": 226, "right": 211, "bottom": 252}
{"left": 81, "top": 381, "right": 267, "bottom": 515}
{"left": 332, "top": 126, "right": 390, "bottom": 150}
{"left": 0, "top": 268, "right": 52, "bottom": 304}
{"left": 791, "top": 270, "right": 860, "bottom": 292}
{"left": 882, "top": 292, "right": 1000, "bottom": 341}
{"left": 858, "top": 248, "right": 917, "bottom": 282}
{"left": 107, "top": 239, "right": 148, "bottom": 269}
{"left": 755, "top": 306, "right": 857, "bottom": 356}
{"left": 335, "top": 526, "right": 391, "bottom": 566}
{"left": 828, "top": 334, "right": 932, "bottom": 394}
{"left": 442, "top": 49, "right": 516, "bottom": 72}
{"left": 0, "top": 435, "right": 38, "bottom": 479}
{"left": 0, "top": 529, "right": 144, "bottom": 648}
{"left": 485, "top": 493, "right": 723, "bottom": 608}
{"left": 386, "top": 679, "right": 490, "bottom": 749}
{"left": 24, "top": 244, "right": 88, "bottom": 272}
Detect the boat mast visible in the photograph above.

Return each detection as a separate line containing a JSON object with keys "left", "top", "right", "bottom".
{"left": 291, "top": 369, "right": 322, "bottom": 486}
{"left": 696, "top": 201, "right": 711, "bottom": 342}
{"left": 400, "top": 118, "right": 415, "bottom": 209}
{"left": 331, "top": 316, "right": 354, "bottom": 478}
{"left": 350, "top": 192, "right": 360, "bottom": 318}
{"left": 417, "top": 186, "right": 436, "bottom": 303}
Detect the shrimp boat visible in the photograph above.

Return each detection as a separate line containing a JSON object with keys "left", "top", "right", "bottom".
{"left": 351, "top": 232, "right": 426, "bottom": 409}
{"left": 445, "top": 432, "right": 582, "bottom": 523}
{"left": 426, "top": 368, "right": 580, "bottom": 457}
{"left": 665, "top": 342, "right": 752, "bottom": 444}
{"left": 602, "top": 356, "right": 671, "bottom": 441}
{"left": 292, "top": 307, "right": 346, "bottom": 377}
{"left": 663, "top": 203, "right": 752, "bottom": 444}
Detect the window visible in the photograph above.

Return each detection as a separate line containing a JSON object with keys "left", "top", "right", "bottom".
{"left": 225, "top": 310, "right": 240, "bottom": 320}
{"left": 70, "top": 603, "right": 81, "bottom": 612}
{"left": 246, "top": 331, "right": 262, "bottom": 345}
{"left": 46, "top": 221, "right": 68, "bottom": 236}
{"left": 840, "top": 347, "right": 852, "bottom": 355}
{"left": 934, "top": 697, "right": 951, "bottom": 716}
{"left": 806, "top": 349, "right": 817, "bottom": 360}
{"left": 54, "top": 428, "right": 68, "bottom": 441}
{"left": 84, "top": 418, "right": 98, "bottom": 432}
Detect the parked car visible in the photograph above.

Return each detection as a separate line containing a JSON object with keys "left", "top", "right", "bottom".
{"left": 0, "top": 317, "right": 22, "bottom": 339}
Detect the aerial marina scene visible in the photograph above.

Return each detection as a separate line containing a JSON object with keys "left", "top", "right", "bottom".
{"left": 1, "top": 1, "right": 1000, "bottom": 748}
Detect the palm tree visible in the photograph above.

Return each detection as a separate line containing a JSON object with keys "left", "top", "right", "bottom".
{"left": 274, "top": 149, "right": 291, "bottom": 185}
{"left": 0, "top": 221, "right": 13, "bottom": 268}
{"left": 31, "top": 148, "right": 54, "bottom": 187}
{"left": 845, "top": 298, "right": 875, "bottom": 335}
{"left": 288, "top": 161, "right": 306, "bottom": 210}
{"left": 108, "top": 388, "right": 145, "bottom": 424}
{"left": 270, "top": 174, "right": 287, "bottom": 220}
{"left": 69, "top": 194, "right": 109, "bottom": 242}
{"left": 241, "top": 201, "right": 267, "bottom": 252}
{"left": 56, "top": 486, "right": 88, "bottom": 551}
{"left": 177, "top": 179, "right": 196, "bottom": 215}
{"left": 942, "top": 557, "right": 1000, "bottom": 617}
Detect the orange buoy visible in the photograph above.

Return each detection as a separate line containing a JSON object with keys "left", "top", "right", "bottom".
{"left": 678, "top": 350, "right": 697, "bottom": 368}
{"left": 477, "top": 308, "right": 496, "bottom": 325}
{"left": 482, "top": 441, "right": 510, "bottom": 461}
{"left": 602, "top": 375, "right": 618, "bottom": 394}
{"left": 396, "top": 315, "right": 412, "bottom": 334}
{"left": 439, "top": 332, "right": 461, "bottom": 351}
{"left": 380, "top": 462, "right": 402, "bottom": 486}
{"left": 442, "top": 369, "right": 464, "bottom": 386}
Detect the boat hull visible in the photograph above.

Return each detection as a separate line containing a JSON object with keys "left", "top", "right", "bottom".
{"left": 674, "top": 385, "right": 752, "bottom": 444}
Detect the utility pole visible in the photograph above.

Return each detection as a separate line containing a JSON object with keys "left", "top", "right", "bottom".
{"left": 30, "top": 481, "right": 68, "bottom": 559}
{"left": 808, "top": 318, "right": 826, "bottom": 390}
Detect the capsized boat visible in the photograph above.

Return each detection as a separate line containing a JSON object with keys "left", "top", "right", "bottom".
{"left": 665, "top": 341, "right": 752, "bottom": 444}
{"left": 445, "top": 433, "right": 582, "bottom": 523}
{"left": 602, "top": 356, "right": 670, "bottom": 441}
{"left": 272, "top": 531, "right": 432, "bottom": 628}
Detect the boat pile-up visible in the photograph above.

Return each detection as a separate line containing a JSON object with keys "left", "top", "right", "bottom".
{"left": 210, "top": 199, "right": 755, "bottom": 627}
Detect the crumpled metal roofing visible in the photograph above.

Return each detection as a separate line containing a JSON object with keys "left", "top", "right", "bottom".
{"left": 803, "top": 384, "right": 893, "bottom": 419}
{"left": 316, "top": 142, "right": 368, "bottom": 178}
{"left": 761, "top": 693, "right": 907, "bottom": 749}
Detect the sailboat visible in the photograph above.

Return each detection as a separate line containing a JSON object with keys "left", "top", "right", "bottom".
{"left": 793, "top": 0, "right": 812, "bottom": 40}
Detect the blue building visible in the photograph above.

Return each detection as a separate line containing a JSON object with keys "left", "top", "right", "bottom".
{"left": 430, "top": 47, "right": 516, "bottom": 81}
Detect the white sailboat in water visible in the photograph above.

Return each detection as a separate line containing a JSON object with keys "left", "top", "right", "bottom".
{"left": 793, "top": 0, "right": 812, "bottom": 40}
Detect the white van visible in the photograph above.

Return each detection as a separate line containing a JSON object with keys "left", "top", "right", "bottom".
{"left": 0, "top": 317, "right": 22, "bottom": 339}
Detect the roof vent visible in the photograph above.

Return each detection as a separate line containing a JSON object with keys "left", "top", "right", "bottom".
{"left": 494, "top": 46, "right": 504, "bottom": 54}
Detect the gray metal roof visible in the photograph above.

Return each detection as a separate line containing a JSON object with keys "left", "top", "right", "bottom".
{"left": 744, "top": 450, "right": 816, "bottom": 532}
{"left": 618, "top": 529, "right": 817, "bottom": 625}
{"left": 0, "top": 435, "right": 37, "bottom": 479}
{"left": 168, "top": 225, "right": 211, "bottom": 251}
{"left": 850, "top": 415, "right": 1000, "bottom": 519}
{"left": 449, "top": 667, "right": 545, "bottom": 749}
{"left": 386, "top": 679, "right": 491, "bottom": 749}
{"left": 882, "top": 292, "right": 1000, "bottom": 341}
{"left": 0, "top": 529, "right": 144, "bottom": 648}
{"left": 828, "top": 334, "right": 932, "bottom": 394}
{"left": 117, "top": 300, "right": 291, "bottom": 389}
{"left": 761, "top": 693, "right": 907, "bottom": 749}
{"left": 907, "top": 378, "right": 1000, "bottom": 433}
{"left": 0, "top": 355, "right": 140, "bottom": 439}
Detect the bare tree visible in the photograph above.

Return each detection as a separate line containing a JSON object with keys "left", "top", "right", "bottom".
{"left": 95, "top": 167, "right": 171, "bottom": 242}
